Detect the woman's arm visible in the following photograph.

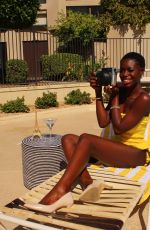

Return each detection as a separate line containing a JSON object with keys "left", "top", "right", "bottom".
{"left": 90, "top": 73, "right": 110, "bottom": 128}
{"left": 111, "top": 90, "right": 150, "bottom": 134}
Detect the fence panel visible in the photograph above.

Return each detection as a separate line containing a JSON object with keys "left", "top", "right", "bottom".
{"left": 0, "top": 29, "right": 150, "bottom": 86}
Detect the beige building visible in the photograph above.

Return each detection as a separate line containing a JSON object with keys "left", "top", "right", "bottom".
{"left": 36, "top": 0, "right": 150, "bottom": 39}
{"left": 36, "top": 0, "right": 101, "bottom": 27}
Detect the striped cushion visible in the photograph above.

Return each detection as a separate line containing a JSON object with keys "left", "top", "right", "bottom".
{"left": 91, "top": 164, "right": 150, "bottom": 204}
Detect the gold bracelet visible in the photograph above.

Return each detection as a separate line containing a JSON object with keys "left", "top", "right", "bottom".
{"left": 110, "top": 106, "right": 120, "bottom": 110}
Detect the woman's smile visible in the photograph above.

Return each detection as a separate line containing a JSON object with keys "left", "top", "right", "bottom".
{"left": 121, "top": 77, "right": 132, "bottom": 86}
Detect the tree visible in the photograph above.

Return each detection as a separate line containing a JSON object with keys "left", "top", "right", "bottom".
{"left": 0, "top": 0, "right": 40, "bottom": 29}
{"left": 99, "top": 0, "right": 150, "bottom": 36}
{"left": 50, "top": 11, "right": 108, "bottom": 45}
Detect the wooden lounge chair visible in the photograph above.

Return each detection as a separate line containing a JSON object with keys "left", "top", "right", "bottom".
{"left": 0, "top": 166, "right": 146, "bottom": 230}
{"left": 1, "top": 112, "right": 150, "bottom": 230}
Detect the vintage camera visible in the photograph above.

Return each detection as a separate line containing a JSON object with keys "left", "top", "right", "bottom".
{"left": 96, "top": 68, "right": 118, "bottom": 86}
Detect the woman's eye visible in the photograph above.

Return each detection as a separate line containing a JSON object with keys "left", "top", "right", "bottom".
{"left": 120, "top": 68, "right": 134, "bottom": 73}
{"left": 128, "top": 69, "right": 134, "bottom": 72}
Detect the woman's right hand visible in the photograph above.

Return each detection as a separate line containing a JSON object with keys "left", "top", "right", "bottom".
{"left": 89, "top": 72, "right": 102, "bottom": 92}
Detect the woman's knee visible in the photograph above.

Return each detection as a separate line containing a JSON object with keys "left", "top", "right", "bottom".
{"left": 78, "top": 133, "right": 91, "bottom": 144}
{"left": 61, "top": 134, "right": 71, "bottom": 146}
{"left": 61, "top": 134, "right": 78, "bottom": 146}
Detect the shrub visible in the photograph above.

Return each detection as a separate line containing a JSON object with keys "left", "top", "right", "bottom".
{"left": 64, "top": 89, "right": 92, "bottom": 105}
{"left": 35, "top": 92, "right": 58, "bottom": 109}
{"left": 40, "top": 53, "right": 83, "bottom": 81}
{"left": 1, "top": 97, "right": 29, "bottom": 113}
{"left": 6, "top": 59, "right": 28, "bottom": 84}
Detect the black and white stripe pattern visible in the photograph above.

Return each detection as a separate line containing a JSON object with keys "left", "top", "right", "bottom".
{"left": 21, "top": 134, "right": 67, "bottom": 189}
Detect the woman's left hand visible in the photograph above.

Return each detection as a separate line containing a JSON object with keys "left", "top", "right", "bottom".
{"left": 110, "top": 83, "right": 120, "bottom": 97}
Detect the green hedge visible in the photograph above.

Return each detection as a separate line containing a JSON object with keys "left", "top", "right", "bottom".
{"left": 6, "top": 59, "right": 28, "bottom": 84}
{"left": 40, "top": 53, "right": 108, "bottom": 82}
{"left": 40, "top": 53, "right": 83, "bottom": 81}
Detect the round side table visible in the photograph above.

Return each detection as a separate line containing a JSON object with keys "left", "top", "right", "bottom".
{"left": 21, "top": 134, "right": 67, "bottom": 189}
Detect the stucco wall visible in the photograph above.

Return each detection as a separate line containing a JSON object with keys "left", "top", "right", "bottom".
{"left": 108, "top": 24, "right": 150, "bottom": 38}
{"left": 0, "top": 83, "right": 95, "bottom": 105}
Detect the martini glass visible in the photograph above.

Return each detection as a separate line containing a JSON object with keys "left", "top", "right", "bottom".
{"left": 45, "top": 118, "right": 56, "bottom": 138}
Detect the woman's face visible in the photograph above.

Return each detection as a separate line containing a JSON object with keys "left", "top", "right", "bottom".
{"left": 120, "top": 59, "right": 144, "bottom": 88}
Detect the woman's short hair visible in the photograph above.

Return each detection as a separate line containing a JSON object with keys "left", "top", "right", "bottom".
{"left": 121, "top": 52, "right": 145, "bottom": 70}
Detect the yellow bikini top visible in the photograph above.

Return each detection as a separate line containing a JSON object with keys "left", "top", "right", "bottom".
{"left": 100, "top": 114, "right": 150, "bottom": 150}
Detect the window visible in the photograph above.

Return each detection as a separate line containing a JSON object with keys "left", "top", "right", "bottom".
{"left": 34, "top": 10, "right": 47, "bottom": 27}
{"left": 66, "top": 6, "right": 101, "bottom": 16}
{"left": 36, "top": 14, "right": 47, "bottom": 26}
{"left": 39, "top": 0, "right": 46, "bottom": 4}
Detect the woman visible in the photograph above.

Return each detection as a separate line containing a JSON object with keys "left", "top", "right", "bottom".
{"left": 25, "top": 52, "right": 150, "bottom": 213}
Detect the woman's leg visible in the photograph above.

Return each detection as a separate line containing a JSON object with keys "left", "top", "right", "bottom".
{"left": 40, "top": 133, "right": 146, "bottom": 205}
{"left": 61, "top": 134, "right": 93, "bottom": 188}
